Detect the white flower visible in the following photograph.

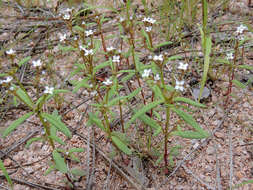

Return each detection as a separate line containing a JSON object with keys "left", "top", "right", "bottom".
{"left": 237, "top": 35, "right": 245, "bottom": 41}
{"left": 59, "top": 33, "right": 67, "bottom": 42}
{"left": 85, "top": 30, "right": 93, "bottom": 37}
{"left": 66, "top": 152, "right": 69, "bottom": 155}
{"left": 103, "top": 78, "right": 112, "bottom": 86}
{"left": 153, "top": 54, "right": 163, "bottom": 62}
{"left": 107, "top": 46, "right": 115, "bottom": 51}
{"left": 175, "top": 80, "right": 184, "bottom": 91}
{"left": 142, "top": 17, "right": 156, "bottom": 24}
{"left": 226, "top": 52, "right": 234, "bottom": 60}
{"left": 9, "top": 86, "right": 14, "bottom": 91}
{"left": 120, "top": 17, "right": 125, "bottom": 22}
{"left": 65, "top": 8, "right": 72, "bottom": 13}
{"left": 82, "top": 21, "right": 85, "bottom": 25}
{"left": 63, "top": 14, "right": 70, "bottom": 20}
{"left": 6, "top": 48, "right": 15, "bottom": 55}
{"left": 112, "top": 55, "right": 120, "bottom": 63}
{"left": 32, "top": 59, "right": 42, "bottom": 67}
{"left": 79, "top": 45, "right": 86, "bottom": 51}
{"left": 145, "top": 26, "right": 152, "bottom": 32}
{"left": 0, "top": 80, "right": 4, "bottom": 84}
{"left": 154, "top": 74, "right": 160, "bottom": 81}
{"left": 84, "top": 49, "right": 94, "bottom": 56}
{"left": 236, "top": 25, "right": 247, "bottom": 35}
{"left": 44, "top": 86, "right": 54, "bottom": 94}
{"left": 91, "top": 91, "right": 97, "bottom": 96}
{"left": 142, "top": 69, "right": 152, "bottom": 78}
{"left": 178, "top": 62, "right": 188, "bottom": 71}
{"left": 5, "top": 76, "right": 13, "bottom": 83}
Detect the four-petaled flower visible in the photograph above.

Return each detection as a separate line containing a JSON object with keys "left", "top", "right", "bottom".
{"left": 6, "top": 48, "right": 15, "bottom": 55}
{"left": 103, "top": 78, "right": 112, "bottom": 86}
{"left": 154, "top": 74, "right": 160, "bottom": 81}
{"left": 32, "top": 59, "right": 42, "bottom": 67}
{"left": 145, "top": 26, "right": 152, "bottom": 32}
{"left": 85, "top": 30, "right": 93, "bottom": 37}
{"left": 175, "top": 80, "right": 184, "bottom": 91}
{"left": 226, "top": 52, "right": 234, "bottom": 60}
{"left": 84, "top": 49, "right": 94, "bottom": 56}
{"left": 44, "top": 86, "right": 54, "bottom": 94}
{"left": 142, "top": 69, "right": 152, "bottom": 78}
{"left": 178, "top": 62, "right": 188, "bottom": 71}
{"left": 63, "top": 14, "right": 70, "bottom": 20}
{"left": 142, "top": 17, "right": 156, "bottom": 24}
{"left": 64, "top": 8, "right": 72, "bottom": 13}
{"left": 153, "top": 54, "right": 163, "bottom": 62}
{"left": 112, "top": 55, "right": 120, "bottom": 63}
{"left": 236, "top": 25, "right": 247, "bottom": 35}
{"left": 59, "top": 33, "right": 67, "bottom": 42}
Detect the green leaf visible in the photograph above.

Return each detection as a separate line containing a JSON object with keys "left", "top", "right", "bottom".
{"left": 171, "top": 107, "right": 209, "bottom": 138}
{"left": 121, "top": 72, "right": 135, "bottom": 83}
{"left": 73, "top": 78, "right": 90, "bottom": 93}
{"left": 18, "top": 56, "right": 31, "bottom": 67}
{"left": 59, "top": 45, "right": 77, "bottom": 52}
{"left": 44, "top": 164, "right": 55, "bottom": 176}
{"left": 2, "top": 112, "right": 33, "bottom": 137}
{"left": 71, "top": 168, "right": 86, "bottom": 176}
{"left": 52, "top": 150, "right": 68, "bottom": 173}
{"left": 138, "top": 113, "right": 162, "bottom": 136}
{"left": 73, "top": 25, "right": 84, "bottom": 32}
{"left": 16, "top": 88, "right": 34, "bottom": 109}
{"left": 41, "top": 113, "right": 72, "bottom": 138}
{"left": 155, "top": 41, "right": 173, "bottom": 49}
{"left": 231, "top": 179, "right": 253, "bottom": 189}
{"left": 26, "top": 137, "right": 43, "bottom": 148}
{"left": 88, "top": 112, "right": 106, "bottom": 132}
{"left": 126, "top": 87, "right": 141, "bottom": 100}
{"left": 173, "top": 97, "right": 206, "bottom": 108}
{"left": 69, "top": 148, "right": 85, "bottom": 153}
{"left": 125, "top": 100, "right": 164, "bottom": 129}
{"left": 48, "top": 135, "right": 65, "bottom": 145}
{"left": 93, "top": 60, "right": 110, "bottom": 74}
{"left": 172, "top": 130, "right": 208, "bottom": 139}
{"left": 0, "top": 159, "right": 13, "bottom": 187}
{"left": 232, "top": 79, "right": 247, "bottom": 89}
{"left": 111, "top": 135, "right": 132, "bottom": 155}
{"left": 237, "top": 65, "right": 253, "bottom": 70}
{"left": 141, "top": 29, "right": 152, "bottom": 50}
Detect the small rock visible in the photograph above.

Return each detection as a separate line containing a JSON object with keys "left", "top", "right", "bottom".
{"left": 215, "top": 132, "right": 224, "bottom": 139}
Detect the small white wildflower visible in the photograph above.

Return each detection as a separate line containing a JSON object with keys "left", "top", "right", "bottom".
{"left": 66, "top": 152, "right": 69, "bottom": 155}
{"left": 6, "top": 48, "right": 15, "bottom": 55}
{"left": 82, "top": 21, "right": 85, "bottom": 25}
{"left": 84, "top": 49, "right": 94, "bottom": 56}
{"left": 85, "top": 30, "right": 93, "bottom": 37}
{"left": 177, "top": 62, "right": 188, "bottom": 71}
{"left": 142, "top": 17, "right": 156, "bottom": 24}
{"left": 63, "top": 13, "right": 70, "bottom": 20}
{"left": 41, "top": 130, "right": 45, "bottom": 135}
{"left": 237, "top": 35, "right": 245, "bottom": 41}
{"left": 91, "top": 91, "right": 97, "bottom": 96}
{"left": 142, "top": 69, "right": 152, "bottom": 78}
{"left": 130, "top": 16, "right": 133, "bottom": 20}
{"left": 59, "top": 33, "right": 67, "bottom": 42}
{"left": 79, "top": 45, "right": 86, "bottom": 51}
{"left": 226, "top": 52, "right": 234, "bottom": 60}
{"left": 120, "top": 17, "right": 125, "bottom": 22}
{"left": 107, "top": 46, "right": 115, "bottom": 51}
{"left": 236, "top": 25, "right": 247, "bottom": 35}
{"left": 44, "top": 86, "right": 54, "bottom": 94}
{"left": 42, "top": 71, "right": 46, "bottom": 75}
{"left": 153, "top": 54, "right": 163, "bottom": 62}
{"left": 154, "top": 74, "right": 160, "bottom": 81}
{"left": 112, "top": 55, "right": 120, "bottom": 63}
{"left": 0, "top": 80, "right": 4, "bottom": 85}
{"left": 5, "top": 76, "right": 13, "bottom": 83}
{"left": 145, "top": 26, "right": 152, "bottom": 32}
{"left": 65, "top": 8, "right": 72, "bottom": 13}
{"left": 103, "top": 78, "right": 112, "bottom": 86}
{"left": 9, "top": 86, "right": 14, "bottom": 91}
{"left": 32, "top": 59, "right": 42, "bottom": 67}
{"left": 148, "top": 55, "right": 153, "bottom": 60}
{"left": 175, "top": 80, "right": 184, "bottom": 91}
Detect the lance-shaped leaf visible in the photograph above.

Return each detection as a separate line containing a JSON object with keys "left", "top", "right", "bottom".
{"left": 111, "top": 135, "right": 132, "bottom": 155}
{"left": 88, "top": 112, "right": 106, "bottom": 132}
{"left": 125, "top": 100, "right": 164, "bottom": 129}
{"left": 41, "top": 113, "right": 71, "bottom": 138}
{"left": 16, "top": 88, "right": 34, "bottom": 109}
{"left": 173, "top": 97, "right": 206, "bottom": 108}
{"left": 171, "top": 107, "right": 209, "bottom": 138}
{"left": 18, "top": 56, "right": 31, "bottom": 67}
{"left": 0, "top": 159, "right": 13, "bottom": 187}
{"left": 2, "top": 112, "right": 33, "bottom": 137}
{"left": 52, "top": 150, "right": 68, "bottom": 173}
{"left": 137, "top": 112, "right": 162, "bottom": 136}
{"left": 172, "top": 130, "right": 208, "bottom": 139}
